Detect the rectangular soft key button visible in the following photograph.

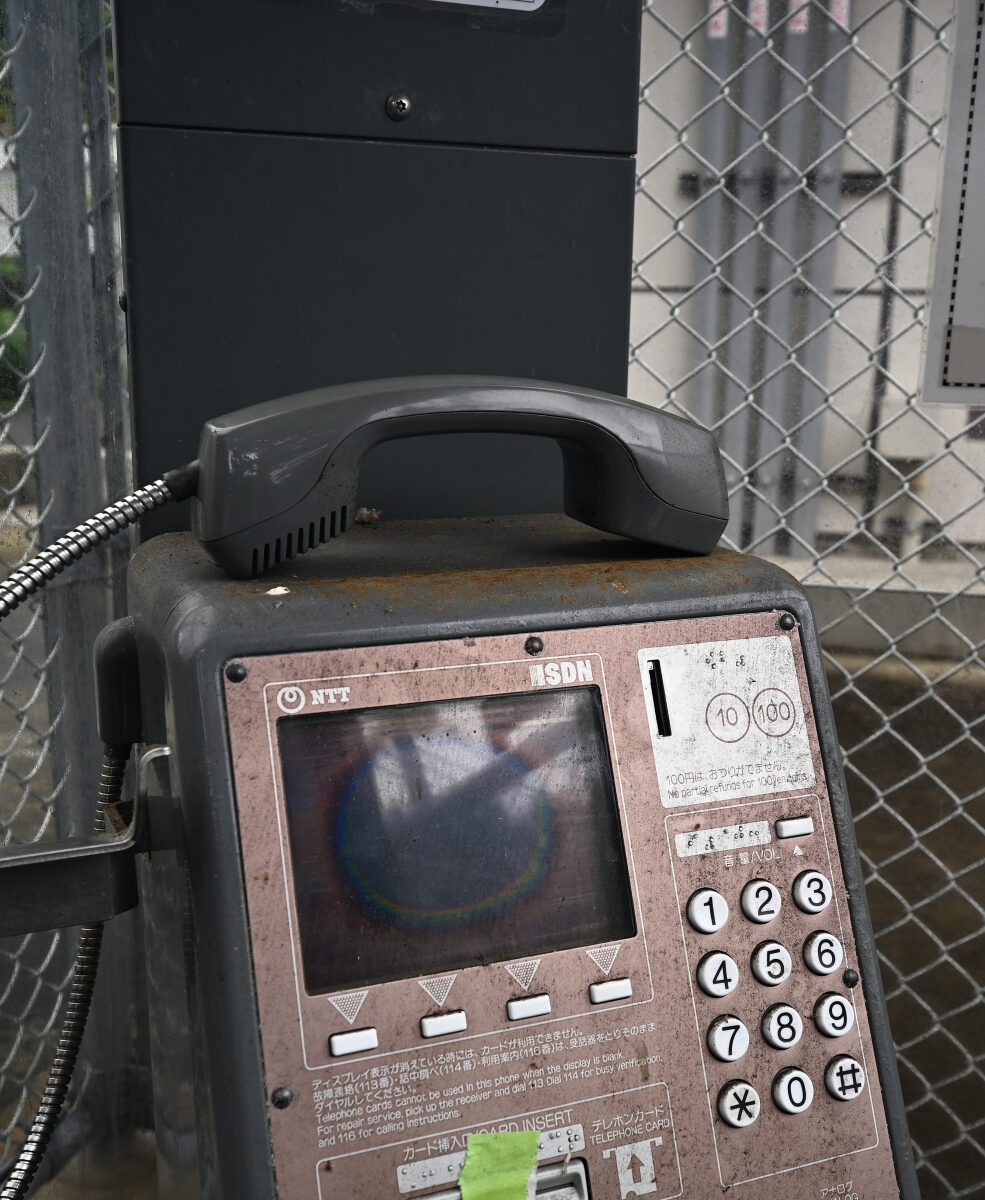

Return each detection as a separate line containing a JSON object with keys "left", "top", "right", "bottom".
{"left": 589, "top": 978, "right": 632, "bottom": 1004}
{"left": 420, "top": 1011, "right": 468, "bottom": 1038}
{"left": 329, "top": 1027, "right": 378, "bottom": 1057}
{"left": 507, "top": 994, "right": 552, "bottom": 1021}
{"left": 775, "top": 816, "right": 815, "bottom": 839}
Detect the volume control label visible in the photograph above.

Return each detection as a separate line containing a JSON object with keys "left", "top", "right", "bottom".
{"left": 639, "top": 636, "right": 815, "bottom": 808}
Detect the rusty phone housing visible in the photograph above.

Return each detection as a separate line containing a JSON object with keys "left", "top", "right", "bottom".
{"left": 123, "top": 382, "right": 917, "bottom": 1198}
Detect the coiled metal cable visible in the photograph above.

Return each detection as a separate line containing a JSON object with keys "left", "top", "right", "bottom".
{"left": 0, "top": 747, "right": 130, "bottom": 1200}
{"left": 0, "top": 479, "right": 173, "bottom": 619}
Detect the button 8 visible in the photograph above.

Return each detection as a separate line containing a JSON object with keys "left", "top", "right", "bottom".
{"left": 761, "top": 1003, "right": 803, "bottom": 1049}
{"left": 686, "top": 887, "right": 729, "bottom": 934}
{"left": 696, "top": 951, "right": 739, "bottom": 998}
{"left": 740, "top": 879, "right": 782, "bottom": 924}
{"left": 792, "top": 869, "right": 833, "bottom": 914}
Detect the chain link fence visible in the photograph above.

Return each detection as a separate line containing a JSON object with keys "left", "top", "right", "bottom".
{"left": 0, "top": 0, "right": 982, "bottom": 1196}
{"left": 634, "top": 1, "right": 983, "bottom": 1194}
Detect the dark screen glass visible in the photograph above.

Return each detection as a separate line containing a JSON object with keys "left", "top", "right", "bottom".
{"left": 277, "top": 686, "right": 635, "bottom": 993}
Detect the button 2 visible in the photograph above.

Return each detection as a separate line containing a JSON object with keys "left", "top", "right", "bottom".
{"left": 687, "top": 887, "right": 729, "bottom": 934}
{"left": 772, "top": 1067, "right": 814, "bottom": 1114}
{"left": 740, "top": 879, "right": 782, "bottom": 924}
{"left": 803, "top": 931, "right": 844, "bottom": 976}
{"left": 717, "top": 1080, "right": 761, "bottom": 1128}
{"left": 750, "top": 940, "right": 792, "bottom": 986}
{"left": 825, "top": 1054, "right": 867, "bottom": 1101}
{"left": 697, "top": 952, "right": 739, "bottom": 998}
{"left": 707, "top": 1014, "right": 750, "bottom": 1062}
{"left": 814, "top": 992, "right": 855, "bottom": 1037}
{"left": 793, "top": 869, "right": 833, "bottom": 914}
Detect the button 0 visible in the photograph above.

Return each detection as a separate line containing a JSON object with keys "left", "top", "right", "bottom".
{"left": 507, "top": 994, "right": 552, "bottom": 1021}
{"left": 761, "top": 1003, "right": 803, "bottom": 1050}
{"left": 775, "top": 816, "right": 815, "bottom": 839}
{"left": 420, "top": 1011, "right": 467, "bottom": 1038}
{"left": 589, "top": 978, "right": 632, "bottom": 1004}
{"left": 686, "top": 887, "right": 729, "bottom": 934}
{"left": 772, "top": 1067, "right": 814, "bottom": 1114}
{"left": 329, "top": 1027, "right": 378, "bottom": 1057}
{"left": 717, "top": 1079, "right": 761, "bottom": 1128}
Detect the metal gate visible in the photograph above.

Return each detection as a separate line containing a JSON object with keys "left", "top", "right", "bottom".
{"left": 634, "top": 2, "right": 983, "bottom": 1195}
{"left": 0, "top": 2, "right": 982, "bottom": 1197}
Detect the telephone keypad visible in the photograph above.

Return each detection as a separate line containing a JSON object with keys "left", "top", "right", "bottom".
{"left": 761, "top": 1003, "right": 803, "bottom": 1050}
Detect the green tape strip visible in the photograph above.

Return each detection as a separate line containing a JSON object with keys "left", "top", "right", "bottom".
{"left": 457, "top": 1131, "right": 540, "bottom": 1200}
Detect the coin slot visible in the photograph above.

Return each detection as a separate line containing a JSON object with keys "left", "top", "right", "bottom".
{"left": 645, "top": 658, "right": 673, "bottom": 737}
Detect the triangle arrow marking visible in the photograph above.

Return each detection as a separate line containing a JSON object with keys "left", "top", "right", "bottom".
{"left": 793, "top": 845, "right": 804, "bottom": 856}
{"left": 504, "top": 959, "right": 541, "bottom": 992}
{"left": 419, "top": 974, "right": 457, "bottom": 1008}
{"left": 586, "top": 944, "right": 621, "bottom": 976}
{"left": 328, "top": 990, "right": 368, "bottom": 1025}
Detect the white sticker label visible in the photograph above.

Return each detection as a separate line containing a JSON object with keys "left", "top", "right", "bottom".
{"left": 640, "top": 635, "right": 816, "bottom": 807}
{"left": 675, "top": 820, "right": 770, "bottom": 858}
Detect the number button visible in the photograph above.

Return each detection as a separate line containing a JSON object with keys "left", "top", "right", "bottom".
{"left": 750, "top": 940, "right": 792, "bottom": 986}
{"left": 825, "top": 1054, "right": 866, "bottom": 1101}
{"left": 707, "top": 1014, "right": 750, "bottom": 1062}
{"left": 792, "top": 869, "right": 833, "bottom": 914}
{"left": 717, "top": 1080, "right": 761, "bottom": 1128}
{"left": 696, "top": 951, "right": 739, "bottom": 998}
{"left": 686, "top": 887, "right": 729, "bottom": 934}
{"left": 772, "top": 1067, "right": 814, "bottom": 1115}
{"left": 803, "top": 931, "right": 844, "bottom": 976}
{"left": 740, "top": 879, "right": 781, "bottom": 924}
{"left": 761, "top": 1003, "right": 803, "bottom": 1049}
{"left": 814, "top": 993, "right": 856, "bottom": 1038}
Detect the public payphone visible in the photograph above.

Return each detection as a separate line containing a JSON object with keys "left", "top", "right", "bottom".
{"left": 0, "top": 379, "right": 918, "bottom": 1199}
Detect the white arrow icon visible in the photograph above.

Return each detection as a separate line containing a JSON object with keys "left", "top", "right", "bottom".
{"left": 793, "top": 845, "right": 804, "bottom": 856}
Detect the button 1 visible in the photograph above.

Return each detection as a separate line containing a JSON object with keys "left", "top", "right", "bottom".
{"left": 686, "top": 887, "right": 729, "bottom": 934}
{"left": 776, "top": 816, "right": 815, "bottom": 839}
{"left": 772, "top": 1067, "right": 814, "bottom": 1114}
{"left": 740, "top": 879, "right": 782, "bottom": 924}
{"left": 696, "top": 952, "right": 739, "bottom": 998}
{"left": 507, "top": 994, "right": 552, "bottom": 1021}
{"left": 750, "top": 940, "right": 792, "bottom": 986}
{"left": 420, "top": 1011, "right": 467, "bottom": 1038}
{"left": 792, "top": 869, "right": 833, "bottom": 914}
{"left": 814, "top": 992, "right": 856, "bottom": 1038}
{"left": 761, "top": 1003, "right": 803, "bottom": 1049}
{"left": 589, "top": 978, "right": 632, "bottom": 1004}
{"left": 707, "top": 1014, "right": 750, "bottom": 1062}
{"left": 825, "top": 1054, "right": 866, "bottom": 1101}
{"left": 803, "top": 931, "right": 844, "bottom": 976}
{"left": 717, "top": 1079, "right": 761, "bottom": 1128}
{"left": 329, "top": 1027, "right": 378, "bottom": 1057}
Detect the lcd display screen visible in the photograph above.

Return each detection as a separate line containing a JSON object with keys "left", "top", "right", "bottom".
{"left": 277, "top": 686, "right": 635, "bottom": 993}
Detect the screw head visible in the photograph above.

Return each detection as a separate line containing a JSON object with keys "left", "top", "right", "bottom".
{"left": 524, "top": 636, "right": 544, "bottom": 656}
{"left": 843, "top": 967, "right": 860, "bottom": 989}
{"left": 225, "top": 662, "right": 248, "bottom": 683}
{"left": 271, "top": 1086, "right": 294, "bottom": 1109}
{"left": 778, "top": 613, "right": 796, "bottom": 631}
{"left": 385, "top": 92, "right": 412, "bottom": 121}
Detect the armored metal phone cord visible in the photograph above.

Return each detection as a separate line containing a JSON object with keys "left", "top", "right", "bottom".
{"left": 0, "top": 461, "right": 198, "bottom": 1198}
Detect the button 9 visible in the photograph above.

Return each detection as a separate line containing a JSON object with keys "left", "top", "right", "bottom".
{"left": 814, "top": 992, "right": 855, "bottom": 1038}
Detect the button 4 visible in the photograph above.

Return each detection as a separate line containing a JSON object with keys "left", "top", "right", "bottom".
{"left": 696, "top": 951, "right": 739, "bottom": 998}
